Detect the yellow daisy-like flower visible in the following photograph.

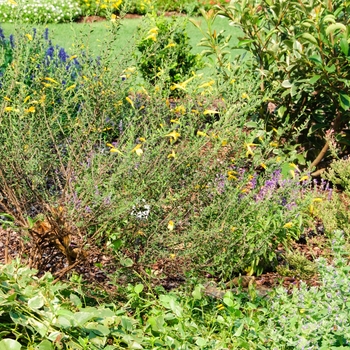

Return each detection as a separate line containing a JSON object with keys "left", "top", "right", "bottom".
{"left": 131, "top": 144, "right": 143, "bottom": 156}
{"left": 25, "top": 34, "right": 33, "bottom": 41}
{"left": 197, "top": 130, "right": 208, "bottom": 137}
{"left": 283, "top": 222, "right": 293, "bottom": 229}
{"left": 167, "top": 150, "right": 176, "bottom": 159}
{"left": 167, "top": 220, "right": 175, "bottom": 231}
{"left": 165, "top": 130, "right": 180, "bottom": 143}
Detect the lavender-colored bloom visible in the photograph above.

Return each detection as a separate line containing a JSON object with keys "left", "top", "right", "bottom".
{"left": 119, "top": 120, "right": 123, "bottom": 134}
{"left": 32, "top": 28, "right": 37, "bottom": 39}
{"left": 45, "top": 46, "right": 54, "bottom": 63}
{"left": 9, "top": 34, "right": 14, "bottom": 48}
{"left": 58, "top": 47, "right": 68, "bottom": 63}
{"left": 0, "top": 28, "right": 5, "bottom": 41}
{"left": 215, "top": 173, "right": 226, "bottom": 194}
{"left": 255, "top": 170, "right": 281, "bottom": 202}
{"left": 103, "top": 194, "right": 112, "bottom": 206}
{"left": 44, "top": 28, "right": 49, "bottom": 41}
{"left": 85, "top": 206, "right": 92, "bottom": 213}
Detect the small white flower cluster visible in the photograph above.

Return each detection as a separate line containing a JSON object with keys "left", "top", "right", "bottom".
{"left": 0, "top": 0, "right": 82, "bottom": 23}
{"left": 131, "top": 199, "right": 151, "bottom": 220}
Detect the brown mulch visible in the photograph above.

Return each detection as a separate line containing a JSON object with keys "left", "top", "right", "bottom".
{"left": 75, "top": 12, "right": 186, "bottom": 23}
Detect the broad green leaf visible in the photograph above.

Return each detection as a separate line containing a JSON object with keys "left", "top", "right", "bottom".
{"left": 309, "top": 75, "right": 321, "bottom": 84}
{"left": 326, "top": 23, "right": 347, "bottom": 35}
{"left": 223, "top": 297, "right": 234, "bottom": 307}
{"left": 0, "top": 339, "right": 21, "bottom": 350}
{"left": 112, "top": 238, "right": 122, "bottom": 251}
{"left": 28, "top": 294, "right": 45, "bottom": 310}
{"left": 121, "top": 317, "right": 133, "bottom": 332}
{"left": 89, "top": 324, "right": 110, "bottom": 336}
{"left": 339, "top": 93, "right": 350, "bottom": 111}
{"left": 237, "top": 39, "right": 255, "bottom": 47}
{"left": 196, "top": 338, "right": 207, "bottom": 347}
{"left": 75, "top": 312, "right": 95, "bottom": 326}
{"left": 36, "top": 340, "right": 54, "bottom": 350}
{"left": 134, "top": 284, "right": 144, "bottom": 294}
{"left": 120, "top": 257, "right": 133, "bottom": 267}
{"left": 233, "top": 322, "right": 244, "bottom": 337}
{"left": 300, "top": 33, "right": 318, "bottom": 46}
{"left": 192, "top": 284, "right": 203, "bottom": 300}
{"left": 340, "top": 38, "right": 349, "bottom": 56}
{"left": 281, "top": 80, "right": 292, "bottom": 88}
{"left": 70, "top": 294, "right": 82, "bottom": 308}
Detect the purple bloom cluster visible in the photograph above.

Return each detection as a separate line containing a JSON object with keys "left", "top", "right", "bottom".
{"left": 255, "top": 170, "right": 281, "bottom": 202}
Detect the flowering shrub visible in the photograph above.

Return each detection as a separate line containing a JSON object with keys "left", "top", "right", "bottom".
{"left": 78, "top": 0, "right": 122, "bottom": 16}
{"left": 0, "top": 0, "right": 81, "bottom": 23}
{"left": 136, "top": 14, "right": 202, "bottom": 94}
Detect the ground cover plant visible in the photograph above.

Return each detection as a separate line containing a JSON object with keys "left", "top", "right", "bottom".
{"left": 0, "top": 1, "right": 350, "bottom": 348}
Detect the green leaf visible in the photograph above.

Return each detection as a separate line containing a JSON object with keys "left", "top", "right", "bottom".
{"left": 340, "top": 37, "right": 349, "bottom": 56}
{"left": 121, "top": 317, "right": 133, "bottom": 332}
{"left": 339, "top": 93, "right": 350, "bottom": 111}
{"left": 233, "top": 322, "right": 244, "bottom": 337}
{"left": 0, "top": 339, "right": 22, "bottom": 350}
{"left": 300, "top": 33, "right": 318, "bottom": 46}
{"left": 309, "top": 75, "right": 321, "bottom": 84}
{"left": 237, "top": 39, "right": 255, "bottom": 47}
{"left": 75, "top": 312, "right": 95, "bottom": 326}
{"left": 134, "top": 284, "right": 144, "bottom": 295}
{"left": 196, "top": 338, "right": 207, "bottom": 347}
{"left": 36, "top": 340, "right": 54, "bottom": 350}
{"left": 28, "top": 294, "right": 45, "bottom": 310}
{"left": 326, "top": 23, "right": 347, "bottom": 35}
{"left": 120, "top": 257, "right": 133, "bottom": 267}
{"left": 192, "top": 284, "right": 203, "bottom": 300}
{"left": 70, "top": 294, "right": 82, "bottom": 308}
{"left": 112, "top": 238, "right": 122, "bottom": 251}
{"left": 281, "top": 80, "right": 292, "bottom": 88}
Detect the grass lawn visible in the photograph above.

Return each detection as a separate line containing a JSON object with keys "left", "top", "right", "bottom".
{"left": 0, "top": 16, "right": 242, "bottom": 62}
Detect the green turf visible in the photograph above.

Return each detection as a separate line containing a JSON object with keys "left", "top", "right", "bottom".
{"left": 0, "top": 16, "right": 241, "bottom": 57}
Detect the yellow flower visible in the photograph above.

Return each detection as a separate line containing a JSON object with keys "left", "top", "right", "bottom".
{"left": 25, "top": 106, "right": 35, "bottom": 113}
{"left": 44, "top": 77, "right": 59, "bottom": 84}
{"left": 131, "top": 144, "right": 143, "bottom": 156}
{"left": 270, "top": 141, "right": 279, "bottom": 147}
{"left": 165, "top": 42, "right": 176, "bottom": 49}
{"left": 300, "top": 175, "right": 309, "bottom": 181}
{"left": 148, "top": 27, "right": 158, "bottom": 34}
{"left": 64, "top": 84, "right": 76, "bottom": 92}
{"left": 145, "top": 33, "right": 157, "bottom": 41}
{"left": 4, "top": 106, "right": 13, "bottom": 112}
{"left": 167, "top": 220, "right": 175, "bottom": 231}
{"left": 260, "top": 163, "right": 267, "bottom": 169}
{"left": 69, "top": 55, "right": 78, "bottom": 61}
{"left": 197, "top": 130, "right": 208, "bottom": 137}
{"left": 230, "top": 226, "right": 237, "bottom": 232}
{"left": 4, "top": 96, "right": 11, "bottom": 102}
{"left": 198, "top": 80, "right": 215, "bottom": 89}
{"left": 165, "top": 130, "right": 180, "bottom": 143}
{"left": 245, "top": 143, "right": 257, "bottom": 157}
{"left": 25, "top": 34, "right": 33, "bottom": 41}
{"left": 106, "top": 143, "right": 124, "bottom": 155}
{"left": 283, "top": 222, "right": 293, "bottom": 229}
{"left": 125, "top": 96, "right": 134, "bottom": 108}
{"left": 217, "top": 304, "right": 225, "bottom": 311}
{"left": 139, "top": 137, "right": 146, "bottom": 142}
{"left": 173, "top": 105, "right": 185, "bottom": 114}
{"left": 227, "top": 170, "right": 237, "bottom": 180}
{"left": 170, "top": 76, "right": 195, "bottom": 91}
{"left": 167, "top": 150, "right": 176, "bottom": 159}
{"left": 241, "top": 92, "right": 249, "bottom": 99}
{"left": 110, "top": 13, "right": 117, "bottom": 22}
{"left": 23, "top": 95, "right": 30, "bottom": 103}
{"left": 221, "top": 140, "right": 228, "bottom": 146}
{"left": 8, "top": 0, "right": 18, "bottom": 5}
{"left": 313, "top": 197, "right": 323, "bottom": 203}
{"left": 203, "top": 109, "right": 217, "bottom": 115}
{"left": 170, "top": 253, "right": 176, "bottom": 259}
